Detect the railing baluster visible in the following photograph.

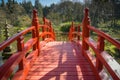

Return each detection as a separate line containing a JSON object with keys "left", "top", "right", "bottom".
{"left": 96, "top": 35, "right": 105, "bottom": 72}
{"left": 17, "top": 36, "right": 24, "bottom": 70}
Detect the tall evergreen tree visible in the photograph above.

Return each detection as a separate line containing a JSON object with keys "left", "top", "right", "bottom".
{"left": 34, "top": 0, "right": 43, "bottom": 17}
{"left": 22, "top": 0, "right": 33, "bottom": 17}
{"left": 1, "top": 0, "right": 5, "bottom": 7}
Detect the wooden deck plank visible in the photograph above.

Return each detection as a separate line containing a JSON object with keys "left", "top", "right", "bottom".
{"left": 26, "top": 41, "right": 96, "bottom": 80}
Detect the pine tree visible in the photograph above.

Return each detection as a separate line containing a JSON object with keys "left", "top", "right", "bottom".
{"left": 1, "top": 0, "right": 5, "bottom": 7}
{"left": 34, "top": 0, "right": 43, "bottom": 17}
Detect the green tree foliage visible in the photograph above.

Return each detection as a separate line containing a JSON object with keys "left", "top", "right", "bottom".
{"left": 43, "top": 1, "right": 84, "bottom": 23}
{"left": 21, "top": 0, "right": 33, "bottom": 17}
{"left": 34, "top": 0, "right": 43, "bottom": 17}
{"left": 60, "top": 22, "right": 71, "bottom": 32}
{"left": 1, "top": 0, "right": 5, "bottom": 7}
{"left": 0, "top": 0, "right": 33, "bottom": 36}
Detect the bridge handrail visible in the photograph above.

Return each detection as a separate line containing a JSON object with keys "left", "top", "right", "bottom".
{"left": 68, "top": 22, "right": 82, "bottom": 41}
{"left": 0, "top": 9, "right": 55, "bottom": 80}
{"left": 82, "top": 8, "right": 120, "bottom": 80}
{"left": 88, "top": 25, "right": 120, "bottom": 49}
{"left": 0, "top": 26, "right": 35, "bottom": 51}
{"left": 69, "top": 8, "right": 120, "bottom": 80}
{"left": 41, "top": 17, "right": 55, "bottom": 41}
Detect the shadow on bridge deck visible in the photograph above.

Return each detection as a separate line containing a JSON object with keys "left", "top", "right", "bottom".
{"left": 26, "top": 41, "right": 96, "bottom": 80}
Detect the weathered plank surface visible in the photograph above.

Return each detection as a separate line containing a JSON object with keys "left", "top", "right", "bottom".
{"left": 26, "top": 41, "right": 96, "bottom": 80}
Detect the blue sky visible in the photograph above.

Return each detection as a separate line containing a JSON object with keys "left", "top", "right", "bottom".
{"left": 1, "top": 0, "right": 83, "bottom": 6}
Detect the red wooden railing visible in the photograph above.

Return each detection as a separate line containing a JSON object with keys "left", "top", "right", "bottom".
{"left": 0, "top": 9, "right": 55, "bottom": 80}
{"left": 0, "top": 8, "right": 120, "bottom": 80}
{"left": 69, "top": 8, "right": 120, "bottom": 80}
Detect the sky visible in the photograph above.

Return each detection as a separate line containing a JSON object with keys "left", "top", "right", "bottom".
{"left": 40, "top": 0, "right": 84, "bottom": 6}
{"left": 1, "top": 0, "right": 84, "bottom": 6}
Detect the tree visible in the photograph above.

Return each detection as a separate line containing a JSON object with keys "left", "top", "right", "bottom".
{"left": 58, "top": 1, "right": 74, "bottom": 22}
{"left": 34, "top": 0, "right": 43, "bottom": 17}
{"left": 1, "top": 0, "right": 5, "bottom": 7}
{"left": 43, "top": 6, "right": 50, "bottom": 17}
{"left": 22, "top": 0, "right": 33, "bottom": 17}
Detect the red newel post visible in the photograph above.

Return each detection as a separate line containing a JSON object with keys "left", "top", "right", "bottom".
{"left": 49, "top": 22, "right": 51, "bottom": 38}
{"left": 71, "top": 22, "right": 74, "bottom": 40}
{"left": 78, "top": 25, "right": 80, "bottom": 40}
{"left": 53, "top": 29, "right": 55, "bottom": 40}
{"left": 96, "top": 35, "right": 105, "bottom": 72}
{"left": 17, "top": 36, "right": 24, "bottom": 70}
{"left": 32, "top": 9, "right": 40, "bottom": 55}
{"left": 69, "top": 27, "right": 71, "bottom": 41}
{"left": 82, "top": 8, "right": 90, "bottom": 55}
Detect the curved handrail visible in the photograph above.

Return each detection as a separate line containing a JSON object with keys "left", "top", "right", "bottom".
{"left": 88, "top": 25, "right": 120, "bottom": 49}
{"left": 0, "top": 9, "right": 55, "bottom": 80}
{"left": 39, "top": 31, "right": 55, "bottom": 40}
{"left": 68, "top": 22, "right": 81, "bottom": 41}
{"left": 69, "top": 8, "right": 120, "bottom": 80}
{"left": 0, "top": 26, "right": 35, "bottom": 51}
{"left": 41, "top": 17, "right": 55, "bottom": 41}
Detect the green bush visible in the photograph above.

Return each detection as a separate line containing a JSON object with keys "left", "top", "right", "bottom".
{"left": 60, "top": 22, "right": 71, "bottom": 32}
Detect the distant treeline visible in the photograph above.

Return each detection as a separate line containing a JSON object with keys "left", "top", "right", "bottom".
{"left": 0, "top": 0, "right": 120, "bottom": 28}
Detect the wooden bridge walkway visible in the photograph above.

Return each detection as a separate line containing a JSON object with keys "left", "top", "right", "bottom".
{"left": 0, "top": 8, "right": 120, "bottom": 80}
{"left": 26, "top": 41, "right": 96, "bottom": 80}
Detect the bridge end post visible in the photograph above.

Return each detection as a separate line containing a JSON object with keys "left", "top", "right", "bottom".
{"left": 82, "top": 8, "right": 90, "bottom": 56}
{"left": 32, "top": 9, "right": 40, "bottom": 56}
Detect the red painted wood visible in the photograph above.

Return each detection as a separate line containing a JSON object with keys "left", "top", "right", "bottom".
{"left": 42, "top": 17, "right": 55, "bottom": 41}
{"left": 0, "top": 52, "right": 24, "bottom": 79}
{"left": 26, "top": 42, "right": 96, "bottom": 80}
{"left": 32, "top": 9, "right": 40, "bottom": 56}
{"left": 39, "top": 32, "right": 54, "bottom": 39}
{"left": 0, "top": 7, "right": 120, "bottom": 80}
{"left": 68, "top": 22, "right": 82, "bottom": 41}
{"left": 77, "top": 25, "right": 81, "bottom": 40}
{"left": 69, "top": 8, "right": 120, "bottom": 80}
{"left": 17, "top": 36, "right": 24, "bottom": 70}
{"left": 0, "top": 26, "right": 35, "bottom": 51}
{"left": 88, "top": 25, "right": 120, "bottom": 49}
{"left": 82, "top": 8, "right": 90, "bottom": 55}
{"left": 0, "top": 9, "right": 44, "bottom": 80}
{"left": 96, "top": 36, "right": 105, "bottom": 72}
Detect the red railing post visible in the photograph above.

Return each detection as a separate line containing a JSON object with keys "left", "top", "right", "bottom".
{"left": 71, "top": 22, "right": 74, "bottom": 40}
{"left": 32, "top": 9, "right": 40, "bottom": 55}
{"left": 52, "top": 29, "right": 55, "bottom": 40}
{"left": 17, "top": 36, "right": 24, "bottom": 70}
{"left": 82, "top": 8, "right": 90, "bottom": 55}
{"left": 49, "top": 22, "right": 52, "bottom": 38}
{"left": 68, "top": 22, "right": 74, "bottom": 41}
{"left": 78, "top": 25, "right": 80, "bottom": 40}
{"left": 96, "top": 35, "right": 105, "bottom": 72}
{"left": 42, "top": 17, "right": 45, "bottom": 40}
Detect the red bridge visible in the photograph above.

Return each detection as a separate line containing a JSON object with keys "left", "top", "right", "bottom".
{"left": 0, "top": 8, "right": 120, "bottom": 80}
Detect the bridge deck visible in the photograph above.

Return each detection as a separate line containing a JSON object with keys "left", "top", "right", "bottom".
{"left": 26, "top": 41, "right": 96, "bottom": 80}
